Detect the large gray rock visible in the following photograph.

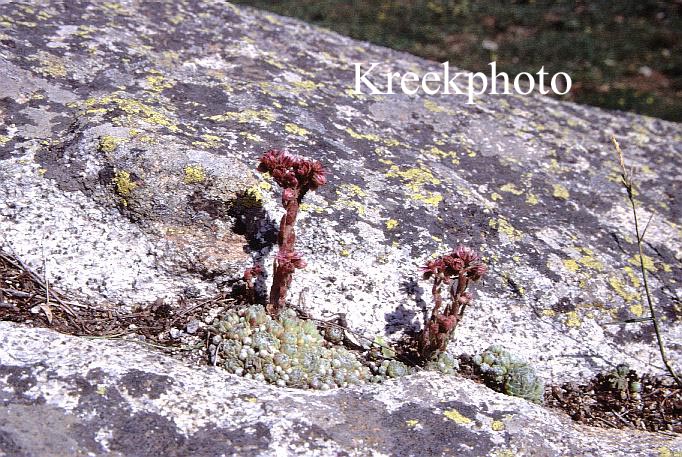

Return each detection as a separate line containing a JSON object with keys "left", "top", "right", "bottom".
{"left": 1, "top": 322, "right": 680, "bottom": 456}
{"left": 0, "top": 1, "right": 680, "bottom": 455}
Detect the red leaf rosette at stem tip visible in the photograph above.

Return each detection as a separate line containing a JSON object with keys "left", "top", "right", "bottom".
{"left": 257, "top": 149, "right": 327, "bottom": 191}
{"left": 297, "top": 159, "right": 327, "bottom": 190}
{"left": 421, "top": 245, "right": 487, "bottom": 282}
{"left": 420, "top": 258, "right": 444, "bottom": 280}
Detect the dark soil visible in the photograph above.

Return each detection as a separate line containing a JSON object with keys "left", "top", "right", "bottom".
{"left": 1, "top": 250, "right": 680, "bottom": 433}
{"left": 546, "top": 372, "right": 681, "bottom": 433}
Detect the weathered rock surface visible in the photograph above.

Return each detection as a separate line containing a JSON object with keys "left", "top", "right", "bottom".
{"left": 0, "top": 1, "right": 681, "bottom": 455}
{"left": 1, "top": 322, "right": 680, "bottom": 457}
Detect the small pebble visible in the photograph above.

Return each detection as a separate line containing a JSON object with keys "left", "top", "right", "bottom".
{"left": 186, "top": 320, "right": 201, "bottom": 334}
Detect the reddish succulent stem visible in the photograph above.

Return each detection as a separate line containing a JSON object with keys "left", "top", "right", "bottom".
{"left": 418, "top": 247, "right": 486, "bottom": 360}
{"left": 268, "top": 189, "right": 301, "bottom": 315}
{"left": 254, "top": 149, "right": 326, "bottom": 317}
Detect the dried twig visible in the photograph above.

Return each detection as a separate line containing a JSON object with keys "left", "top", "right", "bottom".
{"left": 611, "top": 137, "right": 681, "bottom": 388}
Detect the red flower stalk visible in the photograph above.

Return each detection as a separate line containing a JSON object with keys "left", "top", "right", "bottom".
{"left": 418, "top": 246, "right": 487, "bottom": 360}
{"left": 255, "top": 149, "right": 326, "bottom": 316}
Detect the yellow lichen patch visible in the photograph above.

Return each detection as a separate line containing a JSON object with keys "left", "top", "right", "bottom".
{"left": 525, "top": 193, "right": 539, "bottom": 205}
{"left": 405, "top": 419, "right": 419, "bottom": 428}
{"left": 145, "top": 74, "right": 174, "bottom": 92}
{"left": 491, "top": 192, "right": 502, "bottom": 202}
{"left": 424, "top": 146, "right": 459, "bottom": 165}
{"left": 386, "top": 219, "right": 399, "bottom": 230}
{"left": 85, "top": 95, "right": 179, "bottom": 132}
{"left": 608, "top": 276, "right": 640, "bottom": 303}
{"left": 38, "top": 53, "right": 67, "bottom": 78}
{"left": 284, "top": 123, "right": 309, "bottom": 137}
{"left": 623, "top": 266, "right": 641, "bottom": 289}
{"left": 169, "top": 13, "right": 184, "bottom": 25}
{"left": 293, "top": 80, "right": 322, "bottom": 91}
{"left": 340, "top": 249, "right": 350, "bottom": 257}
{"left": 629, "top": 303, "right": 644, "bottom": 318}
{"left": 102, "top": 1, "right": 129, "bottom": 13}
{"left": 565, "top": 311, "right": 581, "bottom": 328}
{"left": 563, "top": 259, "right": 580, "bottom": 272}
{"left": 98, "top": 135, "right": 123, "bottom": 153}
{"left": 136, "top": 134, "right": 158, "bottom": 144}
{"left": 443, "top": 409, "right": 472, "bottom": 424}
{"left": 240, "top": 187, "right": 264, "bottom": 208}
{"left": 209, "top": 109, "right": 275, "bottom": 124}
{"left": 74, "top": 24, "right": 96, "bottom": 38}
{"left": 338, "top": 184, "right": 366, "bottom": 198}
{"left": 299, "top": 203, "right": 325, "bottom": 213}
{"left": 542, "top": 309, "right": 556, "bottom": 318}
{"left": 658, "top": 447, "right": 682, "bottom": 457}
{"left": 345, "top": 127, "right": 400, "bottom": 147}
{"left": 500, "top": 183, "right": 523, "bottom": 195}
{"left": 385, "top": 165, "right": 443, "bottom": 206}
{"left": 495, "top": 450, "right": 515, "bottom": 457}
{"left": 344, "top": 87, "right": 365, "bottom": 99}
{"left": 183, "top": 165, "right": 206, "bottom": 184}
{"left": 239, "top": 132, "right": 263, "bottom": 143}
{"left": 423, "top": 99, "right": 455, "bottom": 115}
{"left": 197, "top": 134, "right": 222, "bottom": 149}
{"left": 0, "top": 135, "right": 10, "bottom": 146}
{"left": 335, "top": 184, "right": 367, "bottom": 216}
{"left": 113, "top": 171, "right": 137, "bottom": 206}
{"left": 576, "top": 248, "right": 604, "bottom": 271}
{"left": 489, "top": 217, "right": 522, "bottom": 241}
{"left": 552, "top": 184, "right": 569, "bottom": 200}
{"left": 491, "top": 420, "right": 505, "bottom": 431}
{"left": 627, "top": 254, "right": 657, "bottom": 272}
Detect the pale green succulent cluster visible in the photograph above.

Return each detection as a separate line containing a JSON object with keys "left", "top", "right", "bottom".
{"left": 605, "top": 363, "right": 641, "bottom": 397}
{"left": 472, "top": 345, "right": 545, "bottom": 404}
{"left": 368, "top": 359, "right": 411, "bottom": 381}
{"left": 426, "top": 351, "right": 460, "bottom": 375}
{"left": 209, "top": 305, "right": 371, "bottom": 390}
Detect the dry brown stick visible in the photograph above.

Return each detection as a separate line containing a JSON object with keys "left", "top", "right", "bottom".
{"left": 1, "top": 250, "right": 89, "bottom": 332}
{"left": 611, "top": 137, "right": 682, "bottom": 388}
{"left": 0, "top": 302, "right": 20, "bottom": 310}
{"left": 0, "top": 288, "right": 32, "bottom": 298}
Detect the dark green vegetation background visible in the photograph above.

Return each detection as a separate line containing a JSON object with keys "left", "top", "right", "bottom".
{"left": 234, "top": 0, "right": 682, "bottom": 122}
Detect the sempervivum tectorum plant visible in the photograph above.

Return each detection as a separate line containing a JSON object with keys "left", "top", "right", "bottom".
{"left": 255, "top": 149, "right": 326, "bottom": 316}
{"left": 418, "top": 246, "right": 487, "bottom": 360}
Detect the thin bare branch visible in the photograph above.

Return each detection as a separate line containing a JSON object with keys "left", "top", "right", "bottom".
{"left": 611, "top": 136, "right": 681, "bottom": 388}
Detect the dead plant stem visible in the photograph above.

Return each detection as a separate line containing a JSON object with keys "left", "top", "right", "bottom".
{"left": 611, "top": 136, "right": 681, "bottom": 388}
